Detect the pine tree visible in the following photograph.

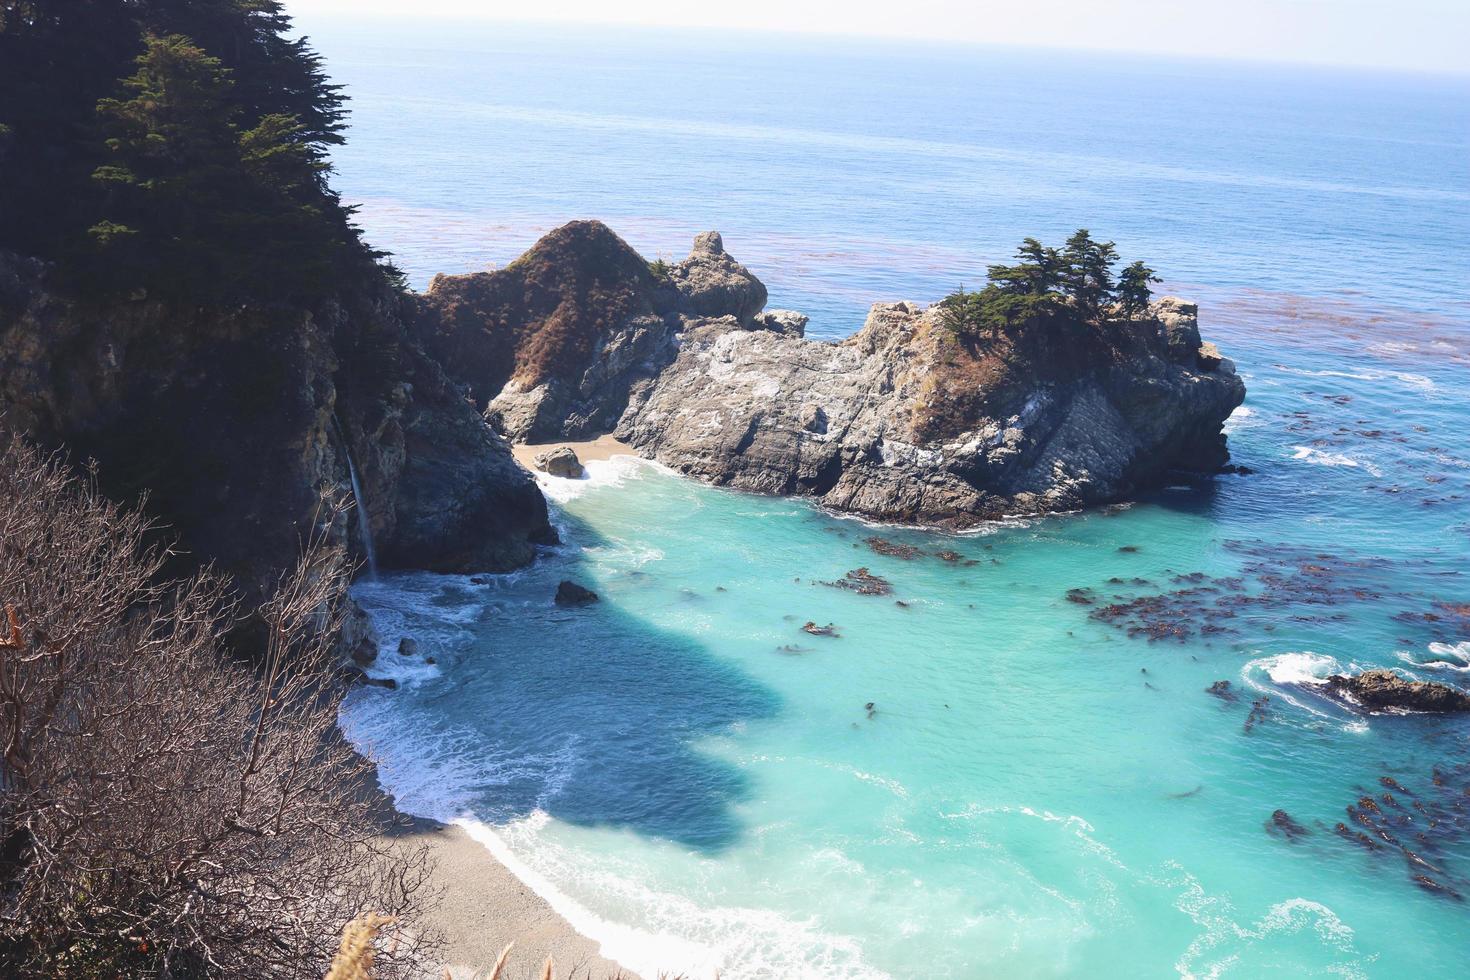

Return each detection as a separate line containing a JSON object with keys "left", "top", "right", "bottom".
{"left": 1117, "top": 260, "right": 1161, "bottom": 319}
{"left": 90, "top": 34, "right": 244, "bottom": 289}
{"left": 88, "top": 31, "right": 353, "bottom": 300}
{"left": 940, "top": 233, "right": 1159, "bottom": 339}
{"left": 1060, "top": 229, "right": 1119, "bottom": 321}
{"left": 1, "top": 0, "right": 372, "bottom": 302}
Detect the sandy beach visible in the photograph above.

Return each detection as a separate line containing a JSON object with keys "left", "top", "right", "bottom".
{"left": 396, "top": 818, "right": 639, "bottom": 980}
{"left": 373, "top": 432, "right": 639, "bottom": 980}
{"left": 511, "top": 434, "right": 636, "bottom": 470}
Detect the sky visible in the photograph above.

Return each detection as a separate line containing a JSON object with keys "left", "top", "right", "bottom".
{"left": 287, "top": 0, "right": 1469, "bottom": 74}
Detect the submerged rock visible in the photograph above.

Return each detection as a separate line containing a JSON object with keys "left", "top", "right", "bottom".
{"left": 1206, "top": 680, "right": 1237, "bottom": 702}
{"left": 824, "top": 567, "right": 894, "bottom": 596}
{"left": 1324, "top": 670, "right": 1470, "bottom": 713}
{"left": 1266, "top": 809, "right": 1310, "bottom": 841}
{"left": 533, "top": 445, "right": 584, "bottom": 478}
{"left": 554, "top": 580, "right": 600, "bottom": 606}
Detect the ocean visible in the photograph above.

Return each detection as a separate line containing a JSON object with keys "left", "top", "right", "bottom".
{"left": 308, "top": 17, "right": 1470, "bottom": 978}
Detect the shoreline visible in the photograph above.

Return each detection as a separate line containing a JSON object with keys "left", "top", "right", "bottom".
{"left": 387, "top": 816, "right": 641, "bottom": 980}
{"left": 357, "top": 432, "right": 645, "bottom": 979}
{"left": 512, "top": 434, "right": 636, "bottom": 470}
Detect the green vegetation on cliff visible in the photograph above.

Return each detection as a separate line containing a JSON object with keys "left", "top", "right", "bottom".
{"left": 936, "top": 231, "right": 1159, "bottom": 338}
{"left": 0, "top": 0, "right": 389, "bottom": 303}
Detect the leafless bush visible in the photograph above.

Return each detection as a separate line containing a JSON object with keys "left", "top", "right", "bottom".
{"left": 0, "top": 433, "right": 437, "bottom": 977}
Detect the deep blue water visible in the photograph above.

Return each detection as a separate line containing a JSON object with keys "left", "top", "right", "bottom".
{"left": 312, "top": 19, "right": 1470, "bottom": 979}
{"left": 302, "top": 19, "right": 1470, "bottom": 334}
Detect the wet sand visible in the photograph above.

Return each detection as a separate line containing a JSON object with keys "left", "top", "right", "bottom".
{"left": 405, "top": 819, "right": 639, "bottom": 979}
{"left": 511, "top": 434, "right": 636, "bottom": 470}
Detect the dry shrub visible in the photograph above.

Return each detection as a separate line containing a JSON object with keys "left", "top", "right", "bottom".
{"left": 0, "top": 434, "right": 436, "bottom": 977}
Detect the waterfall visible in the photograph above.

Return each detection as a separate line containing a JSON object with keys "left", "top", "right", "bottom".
{"left": 332, "top": 413, "right": 378, "bottom": 577}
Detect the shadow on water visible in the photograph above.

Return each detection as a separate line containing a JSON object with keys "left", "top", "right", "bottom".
{"left": 363, "top": 504, "right": 782, "bottom": 855}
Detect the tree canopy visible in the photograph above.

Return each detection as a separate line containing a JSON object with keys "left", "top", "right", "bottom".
{"left": 0, "top": 0, "right": 380, "bottom": 304}
{"left": 936, "top": 231, "right": 1160, "bottom": 339}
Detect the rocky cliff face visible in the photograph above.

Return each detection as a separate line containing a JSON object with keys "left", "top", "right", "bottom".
{"left": 615, "top": 295, "right": 1244, "bottom": 527}
{"left": 412, "top": 220, "right": 1244, "bottom": 527}
{"left": 412, "top": 222, "right": 770, "bottom": 442}
{"left": 0, "top": 252, "right": 552, "bottom": 608}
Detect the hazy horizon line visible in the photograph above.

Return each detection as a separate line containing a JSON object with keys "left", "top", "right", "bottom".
{"left": 289, "top": 10, "right": 1470, "bottom": 80}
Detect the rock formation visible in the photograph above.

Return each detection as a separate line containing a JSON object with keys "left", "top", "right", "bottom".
{"left": 411, "top": 221, "right": 768, "bottom": 442}
{"left": 617, "top": 295, "right": 1245, "bottom": 527}
{"left": 554, "top": 580, "right": 599, "bottom": 605}
{"left": 412, "top": 221, "right": 1245, "bottom": 528}
{"left": 533, "top": 445, "right": 584, "bottom": 478}
{"left": 1325, "top": 670, "right": 1470, "bottom": 713}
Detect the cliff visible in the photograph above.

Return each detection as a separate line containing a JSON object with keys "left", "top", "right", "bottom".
{"left": 0, "top": 252, "right": 553, "bottom": 608}
{"left": 617, "top": 296, "right": 1245, "bottom": 526}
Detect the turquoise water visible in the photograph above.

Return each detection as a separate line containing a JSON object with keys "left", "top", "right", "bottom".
{"left": 323, "top": 20, "right": 1470, "bottom": 979}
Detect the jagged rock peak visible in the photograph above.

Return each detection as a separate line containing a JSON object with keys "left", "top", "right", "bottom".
{"left": 692, "top": 230, "right": 725, "bottom": 255}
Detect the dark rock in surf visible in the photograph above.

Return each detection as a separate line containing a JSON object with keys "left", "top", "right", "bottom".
{"left": 554, "top": 580, "right": 600, "bottom": 606}
{"left": 1206, "top": 680, "right": 1237, "bottom": 702}
{"left": 1324, "top": 670, "right": 1470, "bottom": 713}
{"left": 341, "top": 599, "right": 381, "bottom": 667}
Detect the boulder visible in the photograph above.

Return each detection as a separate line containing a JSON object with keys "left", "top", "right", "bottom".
{"left": 1325, "top": 670, "right": 1470, "bottom": 713}
{"left": 397, "top": 637, "right": 418, "bottom": 657}
{"left": 554, "top": 580, "right": 599, "bottom": 605}
{"left": 1155, "top": 297, "right": 1203, "bottom": 364}
{"left": 751, "top": 309, "right": 808, "bottom": 337}
{"left": 1197, "top": 341, "right": 1224, "bottom": 371}
{"left": 340, "top": 598, "right": 380, "bottom": 667}
{"left": 533, "top": 445, "right": 584, "bottom": 478}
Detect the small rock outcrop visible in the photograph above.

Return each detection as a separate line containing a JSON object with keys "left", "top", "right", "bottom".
{"left": 616, "top": 296, "right": 1245, "bottom": 527}
{"left": 655, "top": 231, "right": 768, "bottom": 324}
{"left": 341, "top": 599, "right": 381, "bottom": 667}
{"left": 1325, "top": 670, "right": 1470, "bottom": 713}
{"left": 554, "top": 580, "right": 600, "bottom": 605}
{"left": 533, "top": 445, "right": 584, "bottom": 478}
{"left": 413, "top": 222, "right": 769, "bottom": 443}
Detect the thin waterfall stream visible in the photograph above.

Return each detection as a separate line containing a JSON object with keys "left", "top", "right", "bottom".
{"left": 332, "top": 412, "right": 378, "bottom": 577}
